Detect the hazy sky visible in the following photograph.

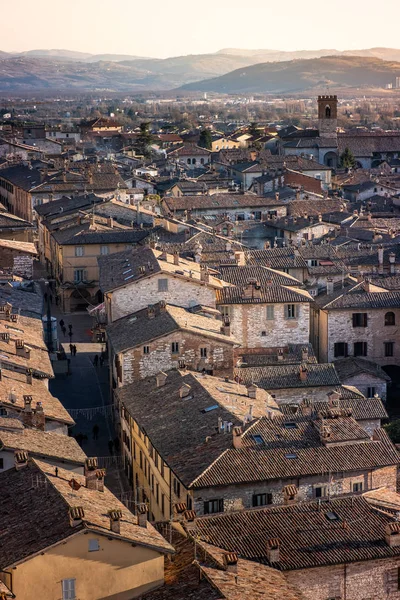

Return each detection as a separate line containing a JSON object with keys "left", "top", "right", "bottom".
{"left": 5, "top": 0, "right": 400, "bottom": 58}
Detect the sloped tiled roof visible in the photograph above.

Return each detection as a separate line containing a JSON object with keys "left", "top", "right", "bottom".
{"left": 107, "top": 302, "right": 237, "bottom": 354}
{"left": 187, "top": 496, "right": 400, "bottom": 570}
{"left": 191, "top": 425, "right": 398, "bottom": 489}
{"left": 0, "top": 459, "right": 172, "bottom": 570}
{"left": 236, "top": 363, "right": 340, "bottom": 389}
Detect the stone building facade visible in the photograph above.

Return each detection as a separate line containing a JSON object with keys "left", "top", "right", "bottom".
{"left": 216, "top": 282, "right": 312, "bottom": 350}
{"left": 107, "top": 303, "right": 236, "bottom": 386}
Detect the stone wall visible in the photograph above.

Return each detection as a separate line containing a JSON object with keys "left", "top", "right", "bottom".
{"left": 119, "top": 331, "right": 234, "bottom": 384}
{"left": 193, "top": 465, "right": 397, "bottom": 516}
{"left": 287, "top": 556, "right": 400, "bottom": 600}
{"left": 327, "top": 308, "right": 400, "bottom": 366}
{"left": 111, "top": 273, "right": 216, "bottom": 321}
{"left": 226, "top": 302, "right": 310, "bottom": 349}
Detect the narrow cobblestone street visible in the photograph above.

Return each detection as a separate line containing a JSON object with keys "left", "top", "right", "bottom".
{"left": 44, "top": 301, "right": 131, "bottom": 500}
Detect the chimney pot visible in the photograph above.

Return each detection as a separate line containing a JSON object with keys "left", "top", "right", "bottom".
{"left": 156, "top": 372, "right": 168, "bottom": 388}
{"left": 223, "top": 552, "right": 238, "bottom": 573}
{"left": 108, "top": 509, "right": 123, "bottom": 534}
{"left": 299, "top": 366, "right": 308, "bottom": 382}
{"left": 266, "top": 539, "right": 280, "bottom": 563}
{"left": 247, "top": 383, "right": 258, "bottom": 399}
{"left": 26, "top": 368, "right": 33, "bottom": 385}
{"left": 14, "top": 450, "right": 29, "bottom": 470}
{"left": 137, "top": 503, "right": 148, "bottom": 527}
{"left": 173, "top": 251, "right": 179, "bottom": 266}
{"left": 232, "top": 425, "right": 242, "bottom": 449}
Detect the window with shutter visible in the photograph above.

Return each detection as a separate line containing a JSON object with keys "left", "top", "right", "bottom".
{"left": 352, "top": 313, "right": 368, "bottom": 327}
{"left": 266, "top": 305, "right": 274, "bottom": 320}
{"left": 285, "top": 304, "right": 297, "bottom": 319}
{"left": 354, "top": 342, "right": 367, "bottom": 357}
{"left": 62, "top": 579, "right": 76, "bottom": 600}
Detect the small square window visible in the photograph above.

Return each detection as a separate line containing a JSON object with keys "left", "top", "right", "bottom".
{"left": 88, "top": 539, "right": 100, "bottom": 552}
{"left": 100, "top": 245, "right": 109, "bottom": 255}
{"left": 353, "top": 482, "right": 363, "bottom": 493}
{"left": 200, "top": 347, "right": 207, "bottom": 358}
{"left": 75, "top": 246, "right": 84, "bottom": 257}
{"left": 352, "top": 313, "right": 368, "bottom": 327}
{"left": 171, "top": 342, "right": 179, "bottom": 354}
{"left": 143, "top": 346, "right": 150, "bottom": 354}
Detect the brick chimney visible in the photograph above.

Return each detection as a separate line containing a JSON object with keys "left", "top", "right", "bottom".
{"left": 156, "top": 372, "right": 168, "bottom": 388}
{"left": 0, "top": 332, "right": 9, "bottom": 343}
{"left": 15, "top": 340, "right": 30, "bottom": 359}
{"left": 14, "top": 450, "right": 28, "bottom": 470}
{"left": 301, "top": 346, "right": 309, "bottom": 361}
{"left": 220, "top": 316, "right": 231, "bottom": 336}
{"left": 200, "top": 265, "right": 210, "bottom": 284}
{"left": 299, "top": 365, "right": 308, "bottom": 382}
{"left": 247, "top": 383, "right": 259, "bottom": 400}
{"left": 108, "top": 509, "right": 123, "bottom": 534}
{"left": 137, "top": 503, "right": 148, "bottom": 528}
{"left": 26, "top": 368, "right": 33, "bottom": 385}
{"left": 223, "top": 552, "right": 238, "bottom": 574}
{"left": 266, "top": 538, "right": 280, "bottom": 563}
{"left": 232, "top": 425, "right": 242, "bottom": 449}
{"left": 69, "top": 506, "right": 85, "bottom": 527}
{"left": 385, "top": 522, "right": 400, "bottom": 547}
{"left": 320, "top": 424, "right": 332, "bottom": 444}
{"left": 107, "top": 217, "right": 114, "bottom": 228}
{"left": 283, "top": 484, "right": 298, "bottom": 505}
{"left": 173, "top": 251, "right": 179, "bottom": 266}
{"left": 301, "top": 397, "right": 313, "bottom": 417}
{"left": 147, "top": 304, "right": 156, "bottom": 319}
{"left": 234, "top": 251, "right": 246, "bottom": 266}
{"left": 32, "top": 401, "right": 45, "bottom": 431}
{"left": 22, "top": 395, "right": 33, "bottom": 427}
{"left": 327, "top": 390, "right": 341, "bottom": 408}
{"left": 179, "top": 384, "right": 191, "bottom": 398}
{"left": 84, "top": 457, "right": 99, "bottom": 489}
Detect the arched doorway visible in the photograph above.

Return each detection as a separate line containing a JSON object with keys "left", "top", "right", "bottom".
{"left": 323, "top": 151, "right": 338, "bottom": 168}
{"left": 70, "top": 288, "right": 91, "bottom": 312}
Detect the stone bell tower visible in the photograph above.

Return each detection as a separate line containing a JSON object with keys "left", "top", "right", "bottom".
{"left": 318, "top": 95, "right": 338, "bottom": 139}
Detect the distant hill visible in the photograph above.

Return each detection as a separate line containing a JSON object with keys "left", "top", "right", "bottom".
{"left": 180, "top": 56, "right": 400, "bottom": 94}
{"left": 1, "top": 51, "right": 400, "bottom": 93}
{"left": 216, "top": 47, "right": 400, "bottom": 63}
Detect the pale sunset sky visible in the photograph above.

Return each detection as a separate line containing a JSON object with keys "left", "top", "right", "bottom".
{"left": 4, "top": 0, "right": 399, "bottom": 58}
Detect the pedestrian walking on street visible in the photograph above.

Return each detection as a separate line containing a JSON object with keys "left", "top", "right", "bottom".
{"left": 59, "top": 319, "right": 64, "bottom": 329}
{"left": 92, "top": 424, "right": 99, "bottom": 440}
{"left": 73, "top": 344, "right": 77, "bottom": 356}
{"left": 99, "top": 355, "right": 104, "bottom": 367}
{"left": 93, "top": 354, "right": 99, "bottom": 367}
{"left": 69, "top": 343, "right": 73, "bottom": 356}
{"left": 108, "top": 439, "right": 114, "bottom": 454}
{"left": 68, "top": 324, "right": 73, "bottom": 333}
{"left": 61, "top": 325, "right": 67, "bottom": 337}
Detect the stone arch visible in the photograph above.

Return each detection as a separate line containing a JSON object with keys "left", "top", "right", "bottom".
{"left": 323, "top": 151, "right": 338, "bottom": 168}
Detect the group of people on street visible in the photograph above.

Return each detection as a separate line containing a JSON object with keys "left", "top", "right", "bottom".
{"left": 60, "top": 319, "right": 74, "bottom": 338}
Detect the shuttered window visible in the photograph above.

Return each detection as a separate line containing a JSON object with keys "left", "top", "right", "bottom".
{"left": 62, "top": 579, "right": 76, "bottom": 600}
